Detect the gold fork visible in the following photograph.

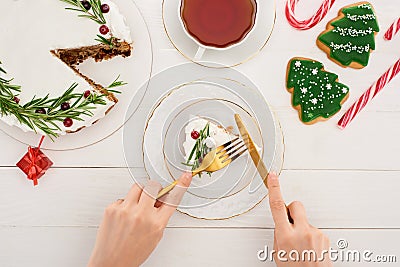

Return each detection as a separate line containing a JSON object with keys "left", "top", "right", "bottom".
{"left": 157, "top": 137, "right": 247, "bottom": 199}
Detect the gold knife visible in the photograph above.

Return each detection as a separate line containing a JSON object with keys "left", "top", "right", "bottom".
{"left": 234, "top": 114, "right": 293, "bottom": 224}
{"left": 234, "top": 114, "right": 269, "bottom": 188}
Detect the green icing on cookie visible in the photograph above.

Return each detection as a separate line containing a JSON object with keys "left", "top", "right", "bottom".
{"left": 318, "top": 2, "right": 379, "bottom": 67}
{"left": 287, "top": 58, "right": 350, "bottom": 123}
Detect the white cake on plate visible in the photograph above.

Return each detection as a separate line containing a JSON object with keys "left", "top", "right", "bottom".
{"left": 0, "top": 0, "right": 133, "bottom": 137}
{"left": 183, "top": 118, "right": 238, "bottom": 171}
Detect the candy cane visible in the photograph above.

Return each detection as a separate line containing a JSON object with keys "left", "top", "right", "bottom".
{"left": 285, "top": 0, "right": 335, "bottom": 30}
{"left": 338, "top": 58, "right": 400, "bottom": 129}
{"left": 384, "top": 18, "right": 400, "bottom": 41}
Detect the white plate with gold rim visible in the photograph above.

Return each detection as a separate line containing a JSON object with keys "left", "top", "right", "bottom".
{"left": 138, "top": 77, "right": 283, "bottom": 219}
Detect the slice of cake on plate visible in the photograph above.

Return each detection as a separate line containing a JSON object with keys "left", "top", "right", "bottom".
{"left": 0, "top": 0, "right": 133, "bottom": 138}
{"left": 183, "top": 117, "right": 237, "bottom": 176}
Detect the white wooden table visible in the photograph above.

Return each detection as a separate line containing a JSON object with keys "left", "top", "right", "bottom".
{"left": 1, "top": 0, "right": 399, "bottom": 266}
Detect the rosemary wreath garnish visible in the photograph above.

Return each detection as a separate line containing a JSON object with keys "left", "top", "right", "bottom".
{"left": 182, "top": 122, "right": 212, "bottom": 177}
{"left": 0, "top": 62, "right": 125, "bottom": 140}
{"left": 60, "top": 0, "right": 106, "bottom": 24}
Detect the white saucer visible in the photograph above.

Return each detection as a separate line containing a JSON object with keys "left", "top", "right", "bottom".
{"left": 123, "top": 63, "right": 284, "bottom": 220}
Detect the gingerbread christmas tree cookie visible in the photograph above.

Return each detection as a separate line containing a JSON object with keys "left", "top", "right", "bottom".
{"left": 286, "top": 58, "right": 350, "bottom": 124}
{"left": 317, "top": 2, "right": 379, "bottom": 69}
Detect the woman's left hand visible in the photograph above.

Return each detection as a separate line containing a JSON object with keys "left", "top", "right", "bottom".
{"left": 88, "top": 173, "right": 193, "bottom": 267}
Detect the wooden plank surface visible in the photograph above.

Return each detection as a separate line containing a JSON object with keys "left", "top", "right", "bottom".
{"left": 0, "top": 168, "right": 398, "bottom": 229}
{"left": 0, "top": 227, "right": 398, "bottom": 267}
{"left": 0, "top": 0, "right": 399, "bottom": 266}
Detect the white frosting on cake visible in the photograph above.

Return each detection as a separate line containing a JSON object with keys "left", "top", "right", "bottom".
{"left": 104, "top": 0, "right": 132, "bottom": 43}
{"left": 183, "top": 118, "right": 237, "bottom": 163}
{"left": 0, "top": 0, "right": 132, "bottom": 135}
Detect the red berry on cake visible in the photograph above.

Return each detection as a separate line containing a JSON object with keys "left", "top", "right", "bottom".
{"left": 191, "top": 130, "right": 200, "bottom": 140}
{"left": 63, "top": 118, "right": 73, "bottom": 127}
{"left": 81, "top": 1, "right": 91, "bottom": 11}
{"left": 35, "top": 108, "right": 46, "bottom": 114}
{"left": 60, "top": 102, "right": 70, "bottom": 111}
{"left": 84, "top": 90, "right": 91, "bottom": 98}
{"left": 99, "top": 25, "right": 110, "bottom": 35}
{"left": 101, "top": 4, "right": 110, "bottom": 13}
{"left": 14, "top": 96, "right": 20, "bottom": 104}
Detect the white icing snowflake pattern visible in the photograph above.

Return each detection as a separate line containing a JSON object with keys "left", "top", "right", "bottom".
{"left": 332, "top": 26, "right": 373, "bottom": 37}
{"left": 311, "top": 98, "right": 318, "bottom": 105}
{"left": 301, "top": 87, "right": 308, "bottom": 93}
{"left": 295, "top": 61, "right": 301, "bottom": 68}
{"left": 358, "top": 3, "right": 372, "bottom": 9}
{"left": 312, "top": 68, "right": 318, "bottom": 75}
{"left": 329, "top": 42, "right": 370, "bottom": 54}
{"left": 342, "top": 88, "right": 348, "bottom": 93}
{"left": 326, "top": 83, "right": 332, "bottom": 90}
{"left": 346, "top": 13, "right": 375, "bottom": 24}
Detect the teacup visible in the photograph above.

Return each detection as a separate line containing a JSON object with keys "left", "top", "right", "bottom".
{"left": 180, "top": 0, "right": 258, "bottom": 60}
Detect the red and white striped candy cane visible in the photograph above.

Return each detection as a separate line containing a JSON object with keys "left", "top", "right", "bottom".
{"left": 384, "top": 18, "right": 400, "bottom": 41}
{"left": 285, "top": 0, "right": 335, "bottom": 30}
{"left": 338, "top": 58, "right": 400, "bottom": 129}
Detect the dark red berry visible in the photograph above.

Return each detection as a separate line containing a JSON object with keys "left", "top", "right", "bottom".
{"left": 63, "top": 118, "right": 73, "bottom": 127}
{"left": 14, "top": 96, "right": 20, "bottom": 104}
{"left": 101, "top": 4, "right": 110, "bottom": 13}
{"left": 99, "top": 25, "right": 109, "bottom": 35}
{"left": 61, "top": 102, "right": 70, "bottom": 111}
{"left": 81, "top": 1, "right": 91, "bottom": 10}
{"left": 191, "top": 130, "right": 200, "bottom": 140}
{"left": 84, "top": 90, "right": 91, "bottom": 98}
{"left": 35, "top": 108, "right": 46, "bottom": 114}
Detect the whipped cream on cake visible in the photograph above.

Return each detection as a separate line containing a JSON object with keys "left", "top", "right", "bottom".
{"left": 0, "top": 0, "right": 133, "bottom": 136}
{"left": 103, "top": 0, "right": 132, "bottom": 43}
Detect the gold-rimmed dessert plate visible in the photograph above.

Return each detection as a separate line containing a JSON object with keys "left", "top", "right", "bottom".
{"left": 122, "top": 63, "right": 284, "bottom": 220}
{"left": 142, "top": 78, "right": 284, "bottom": 219}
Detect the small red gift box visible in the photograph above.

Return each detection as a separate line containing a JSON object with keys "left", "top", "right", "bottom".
{"left": 17, "top": 147, "right": 53, "bottom": 186}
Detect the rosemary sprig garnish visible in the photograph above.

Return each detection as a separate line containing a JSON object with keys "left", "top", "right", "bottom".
{"left": 183, "top": 122, "right": 212, "bottom": 177}
{"left": 0, "top": 62, "right": 127, "bottom": 140}
{"left": 107, "top": 74, "right": 127, "bottom": 89}
{"left": 60, "top": 0, "right": 106, "bottom": 24}
{"left": 95, "top": 35, "right": 116, "bottom": 48}
{"left": 0, "top": 62, "right": 21, "bottom": 96}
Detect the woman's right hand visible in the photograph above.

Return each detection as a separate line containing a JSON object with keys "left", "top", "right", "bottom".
{"left": 268, "top": 173, "right": 333, "bottom": 267}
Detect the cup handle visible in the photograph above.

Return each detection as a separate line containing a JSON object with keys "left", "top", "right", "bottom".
{"left": 194, "top": 46, "right": 206, "bottom": 61}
